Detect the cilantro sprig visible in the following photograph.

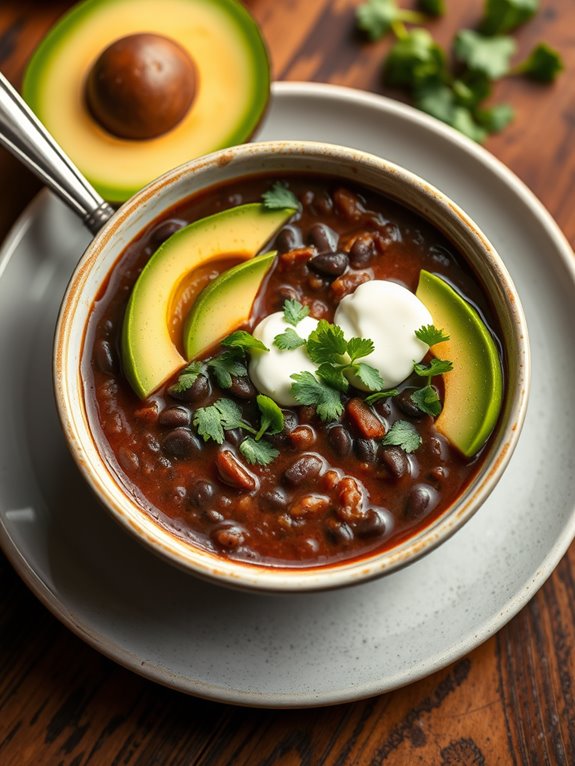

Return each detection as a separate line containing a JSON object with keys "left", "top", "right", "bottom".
{"left": 356, "top": 0, "right": 563, "bottom": 142}
{"left": 193, "top": 394, "right": 284, "bottom": 466}
{"left": 262, "top": 182, "right": 300, "bottom": 211}
{"left": 409, "top": 323, "right": 453, "bottom": 417}
{"left": 382, "top": 420, "right": 422, "bottom": 453}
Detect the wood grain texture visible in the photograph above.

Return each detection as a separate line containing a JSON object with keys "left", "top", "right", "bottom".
{"left": 1, "top": 1, "right": 574, "bottom": 764}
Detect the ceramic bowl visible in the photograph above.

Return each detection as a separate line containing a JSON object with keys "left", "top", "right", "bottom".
{"left": 53, "top": 140, "right": 530, "bottom": 592}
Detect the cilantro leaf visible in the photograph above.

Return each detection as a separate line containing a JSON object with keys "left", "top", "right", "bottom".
{"left": 381, "top": 420, "right": 422, "bottom": 453}
{"left": 418, "top": 0, "right": 444, "bottom": 16}
{"left": 415, "top": 324, "right": 450, "bottom": 346}
{"left": 193, "top": 405, "right": 225, "bottom": 444}
{"left": 414, "top": 80, "right": 489, "bottom": 142}
{"left": 192, "top": 398, "right": 245, "bottom": 444}
{"left": 357, "top": 0, "right": 426, "bottom": 41}
{"left": 221, "top": 330, "right": 268, "bottom": 352}
{"left": 476, "top": 103, "right": 515, "bottom": 133}
{"left": 283, "top": 298, "right": 310, "bottom": 327}
{"left": 169, "top": 361, "right": 205, "bottom": 394}
{"left": 213, "top": 398, "right": 244, "bottom": 430}
{"left": 364, "top": 388, "right": 399, "bottom": 404}
{"left": 239, "top": 437, "right": 279, "bottom": 466}
{"left": 454, "top": 30, "right": 516, "bottom": 80}
{"left": 515, "top": 43, "right": 563, "bottom": 83}
{"left": 256, "top": 394, "right": 284, "bottom": 438}
{"left": 207, "top": 350, "right": 247, "bottom": 389}
{"left": 413, "top": 358, "right": 454, "bottom": 377}
{"left": 273, "top": 327, "right": 306, "bottom": 350}
{"left": 452, "top": 74, "right": 492, "bottom": 109}
{"left": 480, "top": 0, "right": 538, "bottom": 35}
{"left": 290, "top": 371, "right": 344, "bottom": 422}
{"left": 262, "top": 182, "right": 299, "bottom": 211}
{"left": 354, "top": 362, "right": 386, "bottom": 391}
{"left": 306, "top": 320, "right": 348, "bottom": 364}
{"left": 410, "top": 385, "right": 442, "bottom": 416}
{"left": 347, "top": 336, "right": 374, "bottom": 362}
{"left": 316, "top": 363, "right": 349, "bottom": 393}
{"left": 384, "top": 28, "right": 446, "bottom": 88}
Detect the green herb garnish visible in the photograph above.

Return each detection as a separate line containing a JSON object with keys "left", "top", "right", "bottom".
{"left": 193, "top": 398, "right": 247, "bottom": 444}
{"left": 480, "top": 0, "right": 538, "bottom": 35}
{"left": 418, "top": 0, "right": 444, "bottom": 16}
{"left": 239, "top": 437, "right": 279, "bottom": 466}
{"left": 221, "top": 330, "right": 268, "bottom": 353}
{"left": 413, "top": 358, "right": 454, "bottom": 377}
{"left": 355, "top": 0, "right": 563, "bottom": 142}
{"left": 356, "top": 0, "right": 426, "bottom": 41}
{"left": 415, "top": 324, "right": 450, "bottom": 346}
{"left": 262, "top": 182, "right": 300, "bottom": 211}
{"left": 290, "top": 370, "right": 345, "bottom": 422}
{"left": 283, "top": 298, "right": 310, "bottom": 327}
{"left": 513, "top": 43, "right": 564, "bottom": 83}
{"left": 454, "top": 30, "right": 516, "bottom": 79}
{"left": 169, "top": 361, "right": 204, "bottom": 394}
{"left": 382, "top": 420, "right": 422, "bottom": 453}
{"left": 364, "top": 388, "right": 400, "bottom": 405}
{"left": 273, "top": 327, "right": 306, "bottom": 350}
{"left": 207, "top": 350, "right": 247, "bottom": 389}
{"left": 410, "top": 385, "right": 442, "bottom": 417}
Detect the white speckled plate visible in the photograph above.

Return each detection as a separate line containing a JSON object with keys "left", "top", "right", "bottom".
{"left": 0, "top": 82, "right": 574, "bottom": 708}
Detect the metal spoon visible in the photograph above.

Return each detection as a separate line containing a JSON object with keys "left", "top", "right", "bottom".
{"left": 0, "top": 71, "right": 114, "bottom": 235}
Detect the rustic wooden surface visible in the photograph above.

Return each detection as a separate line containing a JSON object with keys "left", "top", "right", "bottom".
{"left": 1, "top": 1, "right": 574, "bottom": 763}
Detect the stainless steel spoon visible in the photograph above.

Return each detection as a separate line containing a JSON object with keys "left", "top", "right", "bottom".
{"left": 0, "top": 71, "right": 114, "bottom": 234}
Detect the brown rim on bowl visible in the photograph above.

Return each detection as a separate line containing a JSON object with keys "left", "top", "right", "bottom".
{"left": 53, "top": 140, "right": 530, "bottom": 592}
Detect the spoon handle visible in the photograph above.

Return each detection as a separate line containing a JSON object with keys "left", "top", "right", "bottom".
{"left": 0, "top": 72, "right": 114, "bottom": 235}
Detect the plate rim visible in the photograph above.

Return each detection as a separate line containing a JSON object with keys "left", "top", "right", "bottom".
{"left": 1, "top": 80, "right": 574, "bottom": 708}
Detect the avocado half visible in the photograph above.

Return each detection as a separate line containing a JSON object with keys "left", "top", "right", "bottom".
{"left": 22, "top": 0, "right": 270, "bottom": 202}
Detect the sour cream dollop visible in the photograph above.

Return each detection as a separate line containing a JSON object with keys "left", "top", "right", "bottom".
{"left": 249, "top": 312, "right": 319, "bottom": 406}
{"left": 334, "top": 280, "right": 432, "bottom": 388}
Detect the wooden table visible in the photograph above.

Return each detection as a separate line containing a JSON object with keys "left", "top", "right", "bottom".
{"left": 1, "top": 1, "right": 574, "bottom": 763}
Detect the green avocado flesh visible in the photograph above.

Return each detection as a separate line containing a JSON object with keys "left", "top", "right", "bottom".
{"left": 184, "top": 251, "right": 276, "bottom": 360}
{"left": 415, "top": 270, "right": 503, "bottom": 457}
{"left": 22, "top": 0, "right": 271, "bottom": 202}
{"left": 121, "top": 203, "right": 294, "bottom": 399}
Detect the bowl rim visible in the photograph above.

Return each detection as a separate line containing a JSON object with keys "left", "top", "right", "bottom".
{"left": 53, "top": 139, "right": 531, "bottom": 593}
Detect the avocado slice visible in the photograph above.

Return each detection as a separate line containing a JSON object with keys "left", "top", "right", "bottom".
{"left": 184, "top": 251, "right": 276, "bottom": 360}
{"left": 122, "top": 203, "right": 294, "bottom": 399}
{"left": 415, "top": 270, "right": 503, "bottom": 457}
{"left": 22, "top": 0, "right": 270, "bottom": 202}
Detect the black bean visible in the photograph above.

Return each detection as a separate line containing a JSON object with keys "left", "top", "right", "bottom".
{"left": 283, "top": 454, "right": 323, "bottom": 486}
{"left": 149, "top": 219, "right": 186, "bottom": 248}
{"left": 308, "top": 251, "right": 349, "bottom": 277}
{"left": 380, "top": 446, "right": 409, "bottom": 479}
{"left": 228, "top": 375, "right": 256, "bottom": 399}
{"left": 349, "top": 238, "right": 375, "bottom": 268}
{"left": 308, "top": 223, "right": 338, "bottom": 252}
{"left": 260, "top": 488, "right": 289, "bottom": 512}
{"left": 158, "top": 405, "right": 191, "bottom": 428}
{"left": 428, "top": 244, "right": 452, "bottom": 267}
{"left": 275, "top": 225, "right": 301, "bottom": 253}
{"left": 169, "top": 374, "right": 210, "bottom": 403}
{"left": 94, "top": 339, "right": 115, "bottom": 375}
{"left": 355, "top": 508, "right": 389, "bottom": 538}
{"left": 328, "top": 425, "right": 353, "bottom": 457}
{"left": 118, "top": 446, "right": 139, "bottom": 473}
{"left": 355, "top": 438, "right": 377, "bottom": 463}
{"left": 325, "top": 518, "right": 354, "bottom": 544}
{"left": 405, "top": 483, "right": 439, "bottom": 520}
{"left": 161, "top": 428, "right": 200, "bottom": 459}
{"left": 224, "top": 428, "right": 244, "bottom": 447}
{"left": 189, "top": 480, "right": 216, "bottom": 508}
{"left": 396, "top": 388, "right": 425, "bottom": 419}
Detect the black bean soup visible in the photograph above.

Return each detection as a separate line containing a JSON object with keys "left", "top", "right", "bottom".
{"left": 84, "top": 175, "right": 502, "bottom": 568}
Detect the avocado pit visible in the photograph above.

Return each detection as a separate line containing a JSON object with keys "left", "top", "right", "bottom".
{"left": 85, "top": 32, "right": 197, "bottom": 140}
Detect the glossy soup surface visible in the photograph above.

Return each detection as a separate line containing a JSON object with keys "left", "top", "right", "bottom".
{"left": 84, "top": 175, "right": 502, "bottom": 568}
